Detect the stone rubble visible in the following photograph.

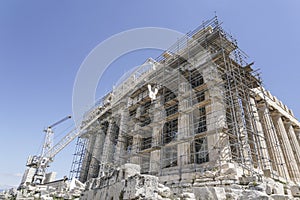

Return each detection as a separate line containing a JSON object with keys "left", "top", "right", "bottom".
{"left": 81, "top": 163, "right": 173, "bottom": 200}
{"left": 0, "top": 177, "right": 85, "bottom": 200}
{"left": 2, "top": 163, "right": 300, "bottom": 199}
{"left": 79, "top": 164, "right": 300, "bottom": 200}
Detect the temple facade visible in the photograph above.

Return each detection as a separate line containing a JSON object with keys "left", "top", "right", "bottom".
{"left": 70, "top": 17, "right": 300, "bottom": 199}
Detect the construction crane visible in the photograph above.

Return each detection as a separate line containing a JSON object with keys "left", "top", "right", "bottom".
{"left": 19, "top": 111, "right": 103, "bottom": 188}
{"left": 22, "top": 116, "right": 71, "bottom": 185}
{"left": 41, "top": 116, "right": 71, "bottom": 158}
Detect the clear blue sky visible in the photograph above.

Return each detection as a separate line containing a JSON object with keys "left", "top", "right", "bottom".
{"left": 0, "top": 1, "right": 299, "bottom": 187}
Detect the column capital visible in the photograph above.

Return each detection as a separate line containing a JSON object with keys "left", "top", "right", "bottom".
{"left": 256, "top": 102, "right": 268, "bottom": 111}
{"left": 270, "top": 111, "right": 282, "bottom": 119}
{"left": 282, "top": 118, "right": 292, "bottom": 127}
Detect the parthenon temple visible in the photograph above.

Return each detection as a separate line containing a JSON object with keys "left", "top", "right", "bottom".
{"left": 69, "top": 17, "right": 300, "bottom": 199}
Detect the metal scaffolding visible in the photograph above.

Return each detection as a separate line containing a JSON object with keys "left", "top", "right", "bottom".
{"left": 69, "top": 137, "right": 88, "bottom": 180}
{"left": 71, "top": 16, "right": 287, "bottom": 184}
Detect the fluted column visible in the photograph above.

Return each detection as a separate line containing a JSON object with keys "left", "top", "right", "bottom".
{"left": 150, "top": 98, "right": 162, "bottom": 174}
{"left": 234, "top": 96, "right": 253, "bottom": 169}
{"left": 177, "top": 97, "right": 191, "bottom": 166}
{"left": 250, "top": 98, "right": 271, "bottom": 172}
{"left": 271, "top": 113, "right": 299, "bottom": 182}
{"left": 203, "top": 65, "right": 230, "bottom": 165}
{"left": 114, "top": 109, "right": 128, "bottom": 165}
{"left": 295, "top": 128, "right": 300, "bottom": 145}
{"left": 258, "top": 105, "right": 289, "bottom": 180}
{"left": 130, "top": 131, "right": 142, "bottom": 165}
{"left": 283, "top": 122, "right": 300, "bottom": 182}
{"left": 99, "top": 119, "right": 114, "bottom": 174}
{"left": 87, "top": 127, "right": 106, "bottom": 180}
{"left": 79, "top": 132, "right": 96, "bottom": 183}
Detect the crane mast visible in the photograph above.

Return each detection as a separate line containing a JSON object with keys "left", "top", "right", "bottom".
{"left": 20, "top": 111, "right": 103, "bottom": 188}
{"left": 20, "top": 116, "right": 72, "bottom": 186}
{"left": 41, "top": 116, "right": 71, "bottom": 157}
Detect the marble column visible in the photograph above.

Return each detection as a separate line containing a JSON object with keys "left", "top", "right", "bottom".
{"left": 235, "top": 96, "right": 253, "bottom": 170}
{"left": 79, "top": 132, "right": 96, "bottom": 183}
{"left": 258, "top": 106, "right": 289, "bottom": 180}
{"left": 250, "top": 98, "right": 272, "bottom": 172}
{"left": 283, "top": 121, "right": 300, "bottom": 182}
{"left": 99, "top": 119, "right": 114, "bottom": 174}
{"left": 177, "top": 98, "right": 191, "bottom": 166}
{"left": 114, "top": 109, "right": 129, "bottom": 165}
{"left": 150, "top": 126, "right": 161, "bottom": 174}
{"left": 130, "top": 132, "right": 142, "bottom": 165}
{"left": 295, "top": 128, "right": 300, "bottom": 146}
{"left": 150, "top": 98, "right": 163, "bottom": 174}
{"left": 203, "top": 65, "right": 230, "bottom": 165}
{"left": 271, "top": 113, "right": 298, "bottom": 181}
{"left": 87, "top": 126, "right": 106, "bottom": 180}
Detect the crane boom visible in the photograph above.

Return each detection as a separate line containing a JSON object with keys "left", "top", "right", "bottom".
{"left": 41, "top": 115, "right": 72, "bottom": 157}
{"left": 48, "top": 115, "right": 72, "bottom": 129}
{"left": 45, "top": 112, "right": 102, "bottom": 159}
{"left": 20, "top": 108, "right": 104, "bottom": 187}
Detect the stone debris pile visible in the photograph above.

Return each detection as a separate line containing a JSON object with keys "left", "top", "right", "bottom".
{"left": 0, "top": 177, "right": 85, "bottom": 200}
{"left": 2, "top": 163, "right": 300, "bottom": 199}
{"left": 81, "top": 163, "right": 173, "bottom": 200}
{"left": 80, "top": 163, "right": 300, "bottom": 200}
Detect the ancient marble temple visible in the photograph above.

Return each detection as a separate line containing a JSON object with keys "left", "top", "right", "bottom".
{"left": 70, "top": 17, "right": 300, "bottom": 199}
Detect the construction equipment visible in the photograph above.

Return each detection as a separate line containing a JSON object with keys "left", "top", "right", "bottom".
{"left": 21, "top": 116, "right": 71, "bottom": 186}
{"left": 19, "top": 111, "right": 103, "bottom": 188}
{"left": 41, "top": 116, "right": 71, "bottom": 158}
